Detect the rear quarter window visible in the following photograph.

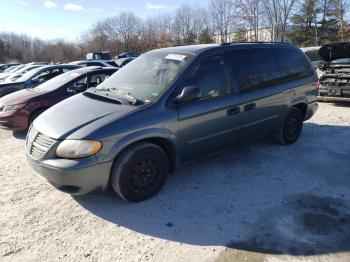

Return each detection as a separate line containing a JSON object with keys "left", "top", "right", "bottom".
{"left": 274, "top": 48, "right": 314, "bottom": 81}
{"left": 230, "top": 48, "right": 281, "bottom": 93}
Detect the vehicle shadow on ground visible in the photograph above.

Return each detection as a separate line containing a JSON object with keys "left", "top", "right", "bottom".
{"left": 74, "top": 123, "right": 350, "bottom": 256}
{"left": 12, "top": 130, "right": 27, "bottom": 140}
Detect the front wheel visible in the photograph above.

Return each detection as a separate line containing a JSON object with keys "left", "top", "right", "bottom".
{"left": 110, "top": 142, "right": 169, "bottom": 202}
{"left": 277, "top": 107, "right": 304, "bottom": 145}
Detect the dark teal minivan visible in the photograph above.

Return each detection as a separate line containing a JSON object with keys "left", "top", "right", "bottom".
{"left": 26, "top": 43, "right": 318, "bottom": 202}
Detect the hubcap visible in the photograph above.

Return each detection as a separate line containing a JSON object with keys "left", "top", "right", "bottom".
{"left": 130, "top": 159, "right": 159, "bottom": 191}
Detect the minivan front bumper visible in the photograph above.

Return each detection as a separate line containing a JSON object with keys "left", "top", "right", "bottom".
{"left": 27, "top": 154, "right": 113, "bottom": 195}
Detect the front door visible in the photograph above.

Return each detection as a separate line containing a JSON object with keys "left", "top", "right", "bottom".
{"left": 177, "top": 54, "right": 242, "bottom": 162}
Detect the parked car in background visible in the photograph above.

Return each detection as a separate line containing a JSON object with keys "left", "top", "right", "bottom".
{"left": 0, "top": 66, "right": 117, "bottom": 131}
{"left": 114, "top": 52, "right": 140, "bottom": 67}
{"left": 311, "top": 60, "right": 326, "bottom": 69}
{"left": 0, "top": 62, "right": 49, "bottom": 80}
{"left": 115, "top": 52, "right": 140, "bottom": 59}
{"left": 2, "top": 65, "right": 22, "bottom": 73}
{"left": 27, "top": 43, "right": 318, "bottom": 202}
{"left": 0, "top": 64, "right": 80, "bottom": 97}
{"left": 0, "top": 65, "right": 43, "bottom": 82}
{"left": 0, "top": 63, "right": 20, "bottom": 72}
{"left": 86, "top": 51, "right": 111, "bottom": 61}
{"left": 115, "top": 57, "right": 136, "bottom": 67}
{"left": 0, "top": 64, "right": 25, "bottom": 77}
{"left": 69, "top": 60, "right": 118, "bottom": 68}
{"left": 317, "top": 42, "right": 350, "bottom": 102}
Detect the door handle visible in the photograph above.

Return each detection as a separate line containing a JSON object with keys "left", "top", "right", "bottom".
{"left": 244, "top": 103, "right": 256, "bottom": 112}
{"left": 227, "top": 106, "right": 240, "bottom": 115}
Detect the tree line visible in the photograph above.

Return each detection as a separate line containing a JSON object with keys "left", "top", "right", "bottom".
{"left": 0, "top": 0, "right": 349, "bottom": 63}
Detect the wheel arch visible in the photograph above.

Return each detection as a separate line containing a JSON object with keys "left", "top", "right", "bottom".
{"left": 292, "top": 102, "right": 308, "bottom": 118}
{"left": 108, "top": 129, "right": 178, "bottom": 174}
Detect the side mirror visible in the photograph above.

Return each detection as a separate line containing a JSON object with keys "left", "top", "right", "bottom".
{"left": 174, "top": 86, "right": 202, "bottom": 105}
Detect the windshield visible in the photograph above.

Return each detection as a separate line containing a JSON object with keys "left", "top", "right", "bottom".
{"left": 35, "top": 71, "right": 83, "bottom": 91}
{"left": 96, "top": 52, "right": 193, "bottom": 102}
{"left": 15, "top": 67, "right": 45, "bottom": 82}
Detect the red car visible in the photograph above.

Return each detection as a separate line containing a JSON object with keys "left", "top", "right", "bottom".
{"left": 0, "top": 66, "right": 117, "bottom": 131}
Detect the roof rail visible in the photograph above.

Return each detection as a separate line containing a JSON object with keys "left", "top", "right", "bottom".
{"left": 221, "top": 41, "right": 290, "bottom": 45}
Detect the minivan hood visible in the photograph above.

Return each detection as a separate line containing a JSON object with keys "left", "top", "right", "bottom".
{"left": 0, "top": 88, "right": 45, "bottom": 105}
{"left": 319, "top": 42, "right": 350, "bottom": 61}
{"left": 33, "top": 92, "right": 137, "bottom": 139}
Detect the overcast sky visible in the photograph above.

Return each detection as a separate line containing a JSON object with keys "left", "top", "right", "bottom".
{"left": 1, "top": 0, "right": 349, "bottom": 42}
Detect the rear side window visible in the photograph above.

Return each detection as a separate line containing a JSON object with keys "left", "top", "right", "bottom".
{"left": 231, "top": 48, "right": 281, "bottom": 93}
{"left": 274, "top": 48, "right": 313, "bottom": 80}
{"left": 182, "top": 55, "right": 231, "bottom": 99}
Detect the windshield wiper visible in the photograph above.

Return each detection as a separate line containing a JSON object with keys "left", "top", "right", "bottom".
{"left": 105, "top": 88, "right": 144, "bottom": 105}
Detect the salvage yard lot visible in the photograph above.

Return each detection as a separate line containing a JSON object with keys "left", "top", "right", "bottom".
{"left": 1, "top": 102, "right": 350, "bottom": 262}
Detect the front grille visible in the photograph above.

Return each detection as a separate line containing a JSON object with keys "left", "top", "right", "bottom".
{"left": 27, "top": 127, "right": 56, "bottom": 159}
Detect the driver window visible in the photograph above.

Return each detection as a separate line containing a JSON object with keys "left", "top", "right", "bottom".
{"left": 182, "top": 55, "right": 231, "bottom": 99}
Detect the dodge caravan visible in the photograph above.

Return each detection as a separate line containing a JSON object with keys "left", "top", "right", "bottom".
{"left": 26, "top": 43, "right": 318, "bottom": 202}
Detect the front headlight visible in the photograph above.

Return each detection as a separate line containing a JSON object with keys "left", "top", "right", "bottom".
{"left": 2, "top": 103, "right": 26, "bottom": 112}
{"left": 56, "top": 140, "right": 102, "bottom": 159}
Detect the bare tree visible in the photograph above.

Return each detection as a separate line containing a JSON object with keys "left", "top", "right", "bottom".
{"left": 262, "top": 0, "right": 299, "bottom": 41}
{"left": 331, "top": 0, "right": 347, "bottom": 42}
{"left": 236, "top": 0, "right": 261, "bottom": 41}
{"left": 173, "top": 4, "right": 205, "bottom": 45}
{"left": 208, "top": 0, "right": 237, "bottom": 43}
{"left": 98, "top": 12, "right": 142, "bottom": 52}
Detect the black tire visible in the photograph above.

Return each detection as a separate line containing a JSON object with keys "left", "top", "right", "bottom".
{"left": 277, "top": 107, "right": 304, "bottom": 145}
{"left": 110, "top": 142, "right": 169, "bottom": 202}
{"left": 29, "top": 108, "right": 46, "bottom": 127}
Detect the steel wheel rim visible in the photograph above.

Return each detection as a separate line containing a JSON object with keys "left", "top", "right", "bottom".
{"left": 130, "top": 159, "right": 159, "bottom": 191}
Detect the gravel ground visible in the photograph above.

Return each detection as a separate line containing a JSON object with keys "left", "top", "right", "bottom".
{"left": 1, "top": 102, "right": 350, "bottom": 262}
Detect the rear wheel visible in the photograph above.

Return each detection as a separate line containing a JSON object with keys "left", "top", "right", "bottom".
{"left": 277, "top": 107, "right": 304, "bottom": 145}
{"left": 110, "top": 142, "right": 169, "bottom": 202}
